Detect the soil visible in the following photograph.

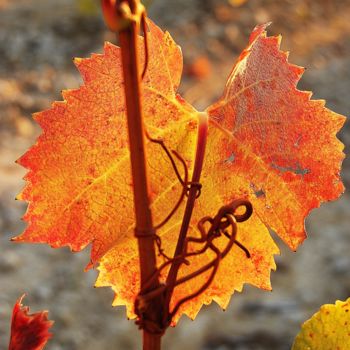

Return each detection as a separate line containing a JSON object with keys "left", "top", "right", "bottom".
{"left": 0, "top": 0, "right": 349, "bottom": 349}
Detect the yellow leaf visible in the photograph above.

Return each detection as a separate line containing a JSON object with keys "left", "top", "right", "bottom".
{"left": 292, "top": 298, "right": 350, "bottom": 350}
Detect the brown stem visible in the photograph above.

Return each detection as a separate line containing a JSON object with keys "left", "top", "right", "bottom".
{"left": 164, "top": 112, "right": 208, "bottom": 324}
{"left": 102, "top": 0, "right": 210, "bottom": 343}
{"left": 114, "top": 1, "right": 162, "bottom": 348}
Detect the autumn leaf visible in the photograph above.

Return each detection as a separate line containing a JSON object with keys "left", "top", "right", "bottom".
{"left": 15, "top": 20, "right": 196, "bottom": 267}
{"left": 206, "top": 23, "right": 345, "bottom": 250}
{"left": 8, "top": 295, "right": 53, "bottom": 350}
{"left": 292, "top": 297, "right": 350, "bottom": 350}
{"left": 15, "top": 20, "right": 345, "bottom": 323}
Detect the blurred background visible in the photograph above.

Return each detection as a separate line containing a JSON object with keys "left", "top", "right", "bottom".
{"left": 0, "top": 0, "right": 349, "bottom": 349}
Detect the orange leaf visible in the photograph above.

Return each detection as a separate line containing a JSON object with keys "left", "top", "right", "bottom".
{"left": 206, "top": 24, "right": 345, "bottom": 251}
{"left": 14, "top": 20, "right": 196, "bottom": 267}
{"left": 9, "top": 295, "right": 53, "bottom": 350}
{"left": 15, "top": 20, "right": 345, "bottom": 323}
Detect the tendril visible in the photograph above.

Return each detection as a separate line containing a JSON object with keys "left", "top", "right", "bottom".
{"left": 167, "top": 199, "right": 252, "bottom": 320}
{"left": 144, "top": 131, "right": 190, "bottom": 260}
{"left": 140, "top": 9, "right": 149, "bottom": 79}
{"left": 134, "top": 197, "right": 253, "bottom": 330}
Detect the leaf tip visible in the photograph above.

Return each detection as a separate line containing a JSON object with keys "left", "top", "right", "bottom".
{"left": 11, "top": 234, "right": 23, "bottom": 243}
{"left": 73, "top": 57, "right": 83, "bottom": 66}
{"left": 249, "top": 22, "right": 272, "bottom": 44}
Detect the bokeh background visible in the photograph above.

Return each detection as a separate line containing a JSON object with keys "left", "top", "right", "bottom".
{"left": 0, "top": 0, "right": 349, "bottom": 349}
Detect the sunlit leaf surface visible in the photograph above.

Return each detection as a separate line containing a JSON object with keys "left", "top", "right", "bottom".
{"left": 15, "top": 20, "right": 345, "bottom": 323}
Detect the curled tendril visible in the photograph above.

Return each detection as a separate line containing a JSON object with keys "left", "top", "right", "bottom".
{"left": 167, "top": 199, "right": 252, "bottom": 320}
{"left": 135, "top": 190, "right": 253, "bottom": 330}
{"left": 144, "top": 131, "right": 200, "bottom": 262}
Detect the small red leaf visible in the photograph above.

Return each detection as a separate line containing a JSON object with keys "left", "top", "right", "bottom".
{"left": 9, "top": 295, "right": 53, "bottom": 350}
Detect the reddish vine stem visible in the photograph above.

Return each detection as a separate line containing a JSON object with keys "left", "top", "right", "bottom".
{"left": 101, "top": 1, "right": 163, "bottom": 349}
{"left": 119, "top": 25, "right": 162, "bottom": 350}
{"left": 101, "top": 0, "right": 251, "bottom": 345}
{"left": 164, "top": 112, "right": 208, "bottom": 323}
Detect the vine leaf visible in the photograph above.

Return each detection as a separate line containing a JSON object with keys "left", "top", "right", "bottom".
{"left": 8, "top": 295, "right": 53, "bottom": 350}
{"left": 292, "top": 297, "right": 350, "bottom": 349}
{"left": 14, "top": 20, "right": 345, "bottom": 323}
{"left": 206, "top": 23, "right": 345, "bottom": 252}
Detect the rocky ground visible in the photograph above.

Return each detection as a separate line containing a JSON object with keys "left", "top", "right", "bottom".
{"left": 0, "top": 0, "right": 349, "bottom": 349}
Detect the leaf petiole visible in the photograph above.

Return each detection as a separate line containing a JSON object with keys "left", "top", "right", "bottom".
{"left": 163, "top": 111, "right": 209, "bottom": 324}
